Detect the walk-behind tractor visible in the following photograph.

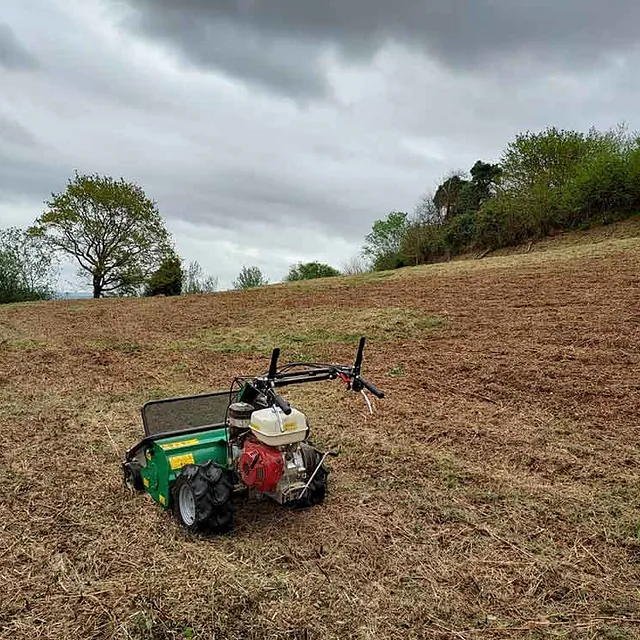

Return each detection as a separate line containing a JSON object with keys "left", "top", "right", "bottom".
{"left": 122, "top": 337, "right": 384, "bottom": 533}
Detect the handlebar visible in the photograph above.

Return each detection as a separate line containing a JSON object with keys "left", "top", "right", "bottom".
{"left": 353, "top": 336, "right": 365, "bottom": 376}
{"left": 268, "top": 348, "right": 280, "bottom": 380}
{"left": 271, "top": 391, "right": 292, "bottom": 415}
{"left": 240, "top": 337, "right": 384, "bottom": 409}
{"left": 358, "top": 377, "right": 385, "bottom": 399}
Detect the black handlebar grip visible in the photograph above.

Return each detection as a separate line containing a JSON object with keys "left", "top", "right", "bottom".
{"left": 268, "top": 348, "right": 280, "bottom": 380}
{"left": 353, "top": 337, "right": 365, "bottom": 376}
{"left": 273, "top": 393, "right": 292, "bottom": 415}
{"left": 361, "top": 377, "right": 385, "bottom": 399}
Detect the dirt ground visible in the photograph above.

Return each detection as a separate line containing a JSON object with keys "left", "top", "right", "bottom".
{"left": 1, "top": 232, "right": 639, "bottom": 639}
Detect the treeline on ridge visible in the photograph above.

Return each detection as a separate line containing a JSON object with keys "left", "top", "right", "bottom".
{"left": 3, "top": 125, "right": 639, "bottom": 303}
{"left": 364, "top": 125, "right": 640, "bottom": 270}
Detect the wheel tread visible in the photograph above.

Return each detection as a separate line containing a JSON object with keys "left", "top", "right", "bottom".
{"left": 173, "top": 461, "right": 234, "bottom": 533}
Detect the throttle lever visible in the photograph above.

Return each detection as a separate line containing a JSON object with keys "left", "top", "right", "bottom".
{"left": 338, "top": 372, "right": 351, "bottom": 389}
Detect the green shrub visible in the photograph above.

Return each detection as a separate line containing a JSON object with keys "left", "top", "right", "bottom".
{"left": 285, "top": 262, "right": 340, "bottom": 281}
{"left": 0, "top": 228, "right": 55, "bottom": 304}
{"left": 443, "top": 212, "right": 476, "bottom": 253}
{"left": 562, "top": 152, "right": 632, "bottom": 225}
{"left": 400, "top": 223, "right": 446, "bottom": 264}
{"left": 145, "top": 255, "right": 183, "bottom": 296}
{"left": 372, "top": 250, "right": 410, "bottom": 271}
{"left": 473, "top": 200, "right": 509, "bottom": 250}
{"left": 625, "top": 146, "right": 640, "bottom": 209}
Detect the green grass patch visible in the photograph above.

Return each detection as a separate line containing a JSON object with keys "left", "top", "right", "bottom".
{"left": 171, "top": 307, "right": 444, "bottom": 355}
{"left": 388, "top": 362, "right": 406, "bottom": 378}
{"left": 0, "top": 338, "right": 49, "bottom": 350}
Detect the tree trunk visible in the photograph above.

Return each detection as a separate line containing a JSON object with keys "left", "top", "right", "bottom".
{"left": 93, "top": 274, "right": 102, "bottom": 299}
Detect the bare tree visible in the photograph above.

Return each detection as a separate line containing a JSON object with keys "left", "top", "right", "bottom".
{"left": 341, "top": 255, "right": 369, "bottom": 275}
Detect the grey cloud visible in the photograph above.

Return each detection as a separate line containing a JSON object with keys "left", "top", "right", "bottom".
{"left": 0, "top": 153, "right": 68, "bottom": 207}
{"left": 3, "top": 0, "right": 640, "bottom": 290}
{"left": 127, "top": 9, "right": 328, "bottom": 98}
{"left": 0, "top": 114, "right": 39, "bottom": 147}
{"left": 0, "top": 23, "right": 38, "bottom": 70}
{"left": 147, "top": 163, "right": 395, "bottom": 240}
{"left": 122, "top": 0, "right": 640, "bottom": 97}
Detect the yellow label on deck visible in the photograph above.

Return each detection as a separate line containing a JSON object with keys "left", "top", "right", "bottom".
{"left": 160, "top": 438, "right": 199, "bottom": 451}
{"left": 159, "top": 494, "right": 166, "bottom": 505}
{"left": 169, "top": 453, "right": 195, "bottom": 470}
{"left": 143, "top": 477, "right": 150, "bottom": 488}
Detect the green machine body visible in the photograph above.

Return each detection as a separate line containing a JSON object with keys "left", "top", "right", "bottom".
{"left": 138, "top": 428, "right": 228, "bottom": 508}
{"left": 123, "top": 391, "right": 234, "bottom": 510}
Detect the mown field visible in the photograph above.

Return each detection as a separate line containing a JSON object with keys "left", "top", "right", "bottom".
{"left": 1, "top": 224, "right": 639, "bottom": 639}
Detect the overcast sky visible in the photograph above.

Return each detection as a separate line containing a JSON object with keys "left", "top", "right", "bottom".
{"left": 1, "top": 1, "right": 639, "bottom": 290}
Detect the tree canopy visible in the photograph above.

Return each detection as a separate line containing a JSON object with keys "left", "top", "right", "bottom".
{"left": 0, "top": 227, "right": 55, "bottom": 304}
{"left": 31, "top": 172, "right": 173, "bottom": 298}
{"left": 233, "top": 266, "right": 268, "bottom": 290}
{"left": 183, "top": 261, "right": 219, "bottom": 294}
{"left": 285, "top": 261, "right": 340, "bottom": 281}
{"left": 432, "top": 162, "right": 502, "bottom": 222}
{"left": 145, "top": 253, "right": 183, "bottom": 297}
{"left": 362, "top": 211, "right": 409, "bottom": 270}
{"left": 433, "top": 174, "right": 467, "bottom": 220}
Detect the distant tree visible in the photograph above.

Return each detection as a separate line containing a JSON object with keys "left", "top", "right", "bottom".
{"left": 341, "top": 255, "right": 369, "bottom": 275}
{"left": 363, "top": 211, "right": 409, "bottom": 270}
{"left": 414, "top": 193, "right": 444, "bottom": 225}
{"left": 285, "top": 261, "right": 340, "bottom": 281}
{"left": 561, "top": 151, "right": 633, "bottom": 224}
{"left": 501, "top": 127, "right": 593, "bottom": 194}
{"left": 145, "top": 253, "right": 182, "bottom": 297}
{"left": 0, "top": 227, "right": 55, "bottom": 303}
{"left": 470, "top": 160, "right": 503, "bottom": 197}
{"left": 400, "top": 221, "right": 446, "bottom": 265}
{"left": 233, "top": 266, "right": 268, "bottom": 290}
{"left": 183, "top": 261, "right": 218, "bottom": 294}
{"left": 31, "top": 172, "right": 173, "bottom": 298}
{"left": 433, "top": 173, "right": 468, "bottom": 220}
{"left": 453, "top": 161, "right": 503, "bottom": 217}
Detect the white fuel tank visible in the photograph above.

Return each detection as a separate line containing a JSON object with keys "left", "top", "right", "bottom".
{"left": 249, "top": 406, "right": 307, "bottom": 446}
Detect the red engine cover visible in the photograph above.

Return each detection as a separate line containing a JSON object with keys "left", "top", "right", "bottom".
{"left": 238, "top": 438, "right": 284, "bottom": 492}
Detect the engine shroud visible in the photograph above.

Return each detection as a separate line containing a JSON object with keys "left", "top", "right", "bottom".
{"left": 238, "top": 437, "right": 284, "bottom": 492}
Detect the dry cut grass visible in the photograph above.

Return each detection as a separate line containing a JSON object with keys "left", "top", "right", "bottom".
{"left": 0, "top": 225, "right": 639, "bottom": 639}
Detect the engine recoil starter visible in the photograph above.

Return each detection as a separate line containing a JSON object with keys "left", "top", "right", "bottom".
{"left": 238, "top": 438, "right": 284, "bottom": 492}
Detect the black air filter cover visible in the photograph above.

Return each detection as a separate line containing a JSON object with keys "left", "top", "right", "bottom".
{"left": 228, "top": 402, "right": 254, "bottom": 421}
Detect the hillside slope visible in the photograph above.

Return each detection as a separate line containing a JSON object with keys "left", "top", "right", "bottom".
{"left": 1, "top": 226, "right": 639, "bottom": 639}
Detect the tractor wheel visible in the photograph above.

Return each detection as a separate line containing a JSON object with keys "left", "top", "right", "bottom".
{"left": 123, "top": 461, "right": 144, "bottom": 492}
{"left": 289, "top": 444, "right": 328, "bottom": 510}
{"left": 172, "top": 461, "right": 234, "bottom": 533}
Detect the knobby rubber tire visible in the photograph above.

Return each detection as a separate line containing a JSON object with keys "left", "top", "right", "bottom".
{"left": 123, "top": 461, "right": 145, "bottom": 492}
{"left": 172, "top": 461, "right": 234, "bottom": 533}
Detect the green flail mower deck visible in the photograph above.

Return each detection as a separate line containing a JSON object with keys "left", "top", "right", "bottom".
{"left": 123, "top": 391, "right": 234, "bottom": 510}
{"left": 138, "top": 428, "right": 228, "bottom": 509}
